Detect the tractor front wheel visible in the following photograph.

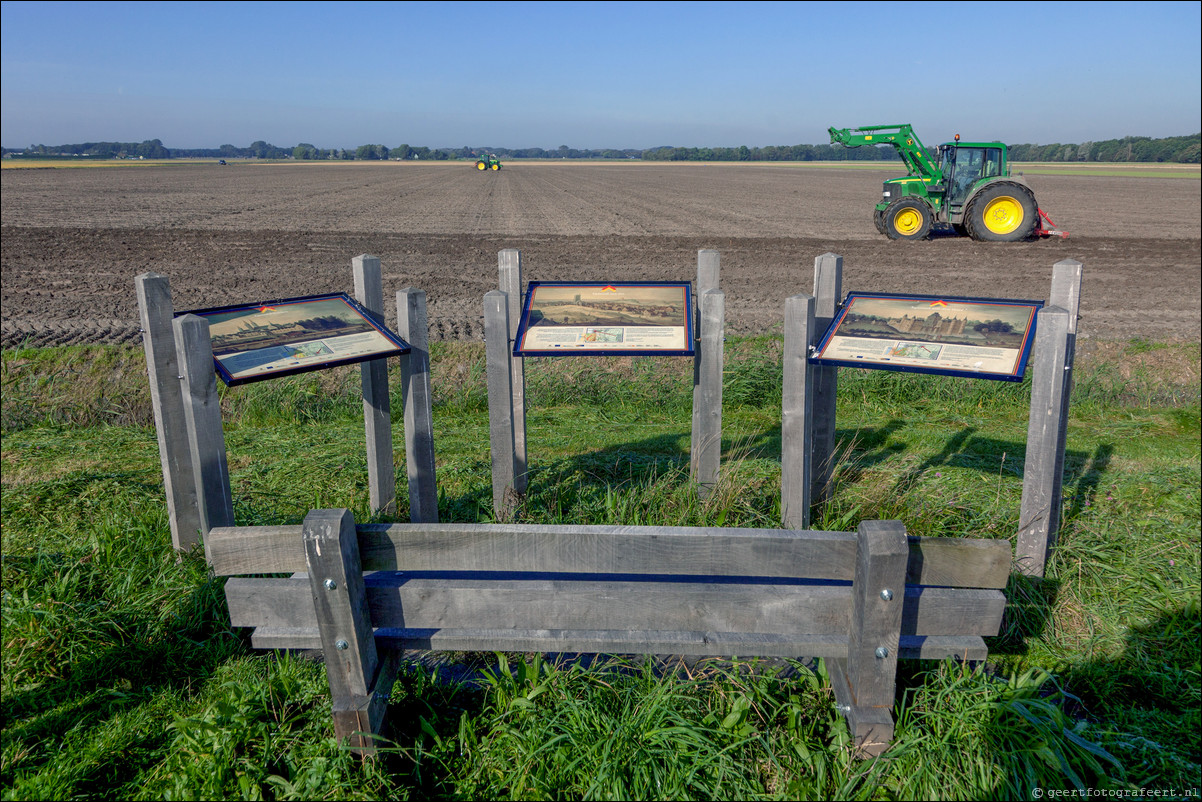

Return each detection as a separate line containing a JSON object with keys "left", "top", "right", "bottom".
{"left": 883, "top": 198, "right": 932, "bottom": 241}
{"left": 476, "top": 160, "right": 487, "bottom": 171}
{"left": 964, "top": 183, "right": 1038, "bottom": 241}
{"left": 873, "top": 208, "right": 886, "bottom": 235}
{"left": 491, "top": 162, "right": 500, "bottom": 171}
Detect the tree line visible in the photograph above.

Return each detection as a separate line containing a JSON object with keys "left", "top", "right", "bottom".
{"left": 4, "top": 132, "right": 1198, "bottom": 163}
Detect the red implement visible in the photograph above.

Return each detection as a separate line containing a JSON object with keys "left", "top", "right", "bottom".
{"left": 1034, "top": 208, "right": 1068, "bottom": 239}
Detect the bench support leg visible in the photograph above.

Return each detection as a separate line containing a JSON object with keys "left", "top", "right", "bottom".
{"left": 828, "top": 519, "right": 908, "bottom": 757}
{"left": 303, "top": 508, "right": 396, "bottom": 756}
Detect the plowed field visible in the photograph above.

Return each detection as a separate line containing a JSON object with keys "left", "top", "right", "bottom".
{"left": 2, "top": 162, "right": 1198, "bottom": 347}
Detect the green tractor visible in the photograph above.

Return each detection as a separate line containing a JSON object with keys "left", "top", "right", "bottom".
{"left": 474, "top": 153, "right": 502, "bottom": 172}
{"left": 828, "top": 124, "right": 1066, "bottom": 242}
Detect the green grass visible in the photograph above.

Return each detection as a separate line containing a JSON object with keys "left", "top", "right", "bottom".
{"left": 2, "top": 338, "right": 1198, "bottom": 800}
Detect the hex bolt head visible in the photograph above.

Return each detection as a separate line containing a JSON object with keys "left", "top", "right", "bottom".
{"left": 880, "top": 588, "right": 894, "bottom": 601}
{"left": 324, "top": 578, "right": 337, "bottom": 591}
{"left": 335, "top": 639, "right": 349, "bottom": 651}
{"left": 875, "top": 646, "right": 889, "bottom": 659}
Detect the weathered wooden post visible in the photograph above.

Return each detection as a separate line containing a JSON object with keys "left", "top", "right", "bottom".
{"left": 484, "top": 290, "right": 518, "bottom": 520}
{"left": 136, "top": 272, "right": 202, "bottom": 552}
{"left": 1017, "top": 304, "right": 1072, "bottom": 577}
{"left": 691, "top": 288, "right": 725, "bottom": 496}
{"left": 303, "top": 508, "right": 395, "bottom": 755}
{"left": 173, "top": 314, "right": 234, "bottom": 555}
{"left": 781, "top": 293, "right": 816, "bottom": 529}
{"left": 828, "top": 519, "right": 908, "bottom": 756}
{"left": 353, "top": 255, "right": 396, "bottom": 516}
{"left": 498, "top": 249, "right": 528, "bottom": 493}
{"left": 397, "top": 287, "right": 439, "bottom": 523}
{"left": 1048, "top": 259, "right": 1083, "bottom": 543}
{"left": 691, "top": 250, "right": 723, "bottom": 496}
{"left": 810, "top": 253, "right": 843, "bottom": 506}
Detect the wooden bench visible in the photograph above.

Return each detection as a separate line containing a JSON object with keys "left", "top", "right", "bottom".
{"left": 208, "top": 509, "right": 1011, "bottom": 756}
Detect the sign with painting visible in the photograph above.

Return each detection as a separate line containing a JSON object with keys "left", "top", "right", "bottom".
{"left": 810, "top": 292, "right": 1043, "bottom": 381}
{"left": 179, "top": 293, "right": 410, "bottom": 386}
{"left": 513, "top": 281, "right": 694, "bottom": 356}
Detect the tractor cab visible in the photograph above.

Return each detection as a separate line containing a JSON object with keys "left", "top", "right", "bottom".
{"left": 937, "top": 140, "right": 1007, "bottom": 212}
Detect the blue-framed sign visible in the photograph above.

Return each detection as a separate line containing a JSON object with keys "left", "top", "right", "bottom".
{"left": 178, "top": 293, "right": 410, "bottom": 386}
{"left": 514, "top": 281, "right": 695, "bottom": 357}
{"left": 810, "top": 292, "right": 1043, "bottom": 382}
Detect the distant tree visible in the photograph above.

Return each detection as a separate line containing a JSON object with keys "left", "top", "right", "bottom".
{"left": 293, "top": 143, "right": 318, "bottom": 160}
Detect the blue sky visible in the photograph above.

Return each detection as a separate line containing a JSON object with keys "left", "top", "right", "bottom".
{"left": 2, "top": 0, "right": 1199, "bottom": 150}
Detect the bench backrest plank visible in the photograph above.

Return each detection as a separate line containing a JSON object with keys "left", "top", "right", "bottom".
{"left": 208, "top": 522, "right": 1010, "bottom": 589}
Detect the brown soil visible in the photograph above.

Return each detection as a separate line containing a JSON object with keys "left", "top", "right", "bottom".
{"left": 2, "top": 162, "right": 1198, "bottom": 348}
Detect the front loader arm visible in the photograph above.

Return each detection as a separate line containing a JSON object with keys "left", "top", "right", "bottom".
{"left": 828, "top": 124, "right": 940, "bottom": 181}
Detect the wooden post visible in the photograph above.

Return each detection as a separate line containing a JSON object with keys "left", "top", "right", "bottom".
{"left": 353, "top": 255, "right": 396, "bottom": 516}
{"left": 302, "top": 508, "right": 395, "bottom": 755}
{"left": 691, "top": 288, "right": 724, "bottom": 496}
{"left": 173, "top": 314, "right": 234, "bottom": 555}
{"left": 1017, "top": 305, "right": 1071, "bottom": 577}
{"left": 396, "top": 288, "right": 439, "bottom": 523}
{"left": 1049, "top": 259, "right": 1082, "bottom": 544}
{"left": 498, "top": 249, "right": 528, "bottom": 493}
{"left": 136, "top": 272, "right": 202, "bottom": 552}
{"left": 810, "top": 253, "right": 842, "bottom": 505}
{"left": 781, "top": 293, "right": 816, "bottom": 529}
{"left": 691, "top": 250, "right": 720, "bottom": 465}
{"left": 484, "top": 291, "right": 518, "bottom": 521}
{"left": 828, "top": 519, "right": 908, "bottom": 756}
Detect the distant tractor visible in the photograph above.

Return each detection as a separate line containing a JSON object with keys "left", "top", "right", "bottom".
{"left": 475, "top": 153, "right": 502, "bottom": 171}
{"left": 828, "top": 124, "right": 1066, "bottom": 241}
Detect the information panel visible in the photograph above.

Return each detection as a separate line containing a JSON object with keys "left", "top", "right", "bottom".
{"left": 810, "top": 292, "right": 1042, "bottom": 381}
{"left": 179, "top": 293, "right": 410, "bottom": 386}
{"left": 514, "top": 281, "right": 694, "bottom": 356}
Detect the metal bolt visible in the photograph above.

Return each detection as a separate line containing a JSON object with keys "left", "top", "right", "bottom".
{"left": 324, "top": 578, "right": 337, "bottom": 591}
{"left": 335, "top": 639, "right": 349, "bottom": 651}
{"left": 836, "top": 704, "right": 851, "bottom": 713}
{"left": 875, "top": 647, "right": 889, "bottom": 659}
{"left": 880, "top": 588, "right": 893, "bottom": 601}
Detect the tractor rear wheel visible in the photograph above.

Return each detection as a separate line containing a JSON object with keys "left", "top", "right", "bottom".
{"left": 964, "top": 183, "right": 1038, "bottom": 241}
{"left": 883, "top": 198, "right": 932, "bottom": 241}
{"left": 476, "top": 160, "right": 487, "bottom": 170}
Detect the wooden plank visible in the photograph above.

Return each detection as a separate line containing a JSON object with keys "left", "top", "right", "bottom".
{"left": 353, "top": 255, "right": 396, "bottom": 516}
{"left": 1017, "top": 305, "right": 1070, "bottom": 577}
{"left": 904, "top": 535, "right": 1011, "bottom": 589}
{"left": 845, "top": 520, "right": 908, "bottom": 709}
{"left": 303, "top": 509, "right": 379, "bottom": 698}
{"left": 484, "top": 291, "right": 518, "bottom": 520}
{"left": 333, "top": 648, "right": 399, "bottom": 757}
{"left": 781, "top": 293, "right": 816, "bottom": 529}
{"left": 225, "top": 575, "right": 1005, "bottom": 636}
{"left": 135, "top": 272, "right": 202, "bottom": 552}
{"left": 690, "top": 288, "right": 724, "bottom": 495}
{"left": 810, "top": 253, "right": 842, "bottom": 505}
{"left": 252, "top": 626, "right": 853, "bottom": 657}
{"left": 498, "top": 249, "right": 528, "bottom": 493}
{"left": 207, "top": 522, "right": 1012, "bottom": 589}
{"left": 396, "top": 287, "right": 439, "bottom": 523}
{"left": 897, "top": 635, "right": 988, "bottom": 661}
{"left": 173, "top": 314, "right": 234, "bottom": 552}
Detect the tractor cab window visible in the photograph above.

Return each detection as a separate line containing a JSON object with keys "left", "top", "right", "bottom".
{"left": 983, "top": 148, "right": 1002, "bottom": 178}
{"left": 939, "top": 145, "right": 955, "bottom": 182}
{"left": 949, "top": 147, "right": 985, "bottom": 204}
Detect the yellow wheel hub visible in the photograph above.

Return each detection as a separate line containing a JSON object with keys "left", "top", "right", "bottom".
{"left": 894, "top": 208, "right": 923, "bottom": 235}
{"left": 983, "top": 196, "right": 1023, "bottom": 234}
{"left": 477, "top": 162, "right": 486, "bottom": 170}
